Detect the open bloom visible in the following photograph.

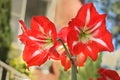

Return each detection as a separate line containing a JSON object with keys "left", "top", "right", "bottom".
{"left": 67, "top": 3, "right": 114, "bottom": 61}
{"left": 19, "top": 16, "right": 57, "bottom": 68}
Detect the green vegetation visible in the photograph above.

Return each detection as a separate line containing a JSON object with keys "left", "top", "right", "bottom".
{"left": 0, "top": 0, "right": 12, "bottom": 79}
{"left": 0, "top": 0, "right": 12, "bottom": 62}
{"left": 7, "top": 47, "right": 27, "bottom": 74}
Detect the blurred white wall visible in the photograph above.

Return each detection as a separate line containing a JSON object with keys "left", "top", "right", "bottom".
{"left": 10, "top": 0, "right": 27, "bottom": 49}
{"left": 102, "top": 49, "right": 120, "bottom": 74}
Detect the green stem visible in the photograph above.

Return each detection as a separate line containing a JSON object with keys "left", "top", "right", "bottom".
{"left": 72, "top": 61, "right": 77, "bottom": 80}
{"left": 58, "top": 38, "right": 77, "bottom": 80}
{"left": 57, "top": 38, "right": 71, "bottom": 59}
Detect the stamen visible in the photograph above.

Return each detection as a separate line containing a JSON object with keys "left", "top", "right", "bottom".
{"left": 78, "top": 27, "right": 92, "bottom": 43}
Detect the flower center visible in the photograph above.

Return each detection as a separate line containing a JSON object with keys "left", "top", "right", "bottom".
{"left": 46, "top": 38, "right": 53, "bottom": 43}
{"left": 43, "top": 37, "right": 53, "bottom": 49}
{"left": 38, "top": 36, "right": 53, "bottom": 51}
{"left": 79, "top": 27, "right": 92, "bottom": 43}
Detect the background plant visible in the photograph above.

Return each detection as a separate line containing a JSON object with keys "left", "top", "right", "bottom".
{"left": 0, "top": 0, "right": 12, "bottom": 63}
{"left": 0, "top": 0, "right": 12, "bottom": 79}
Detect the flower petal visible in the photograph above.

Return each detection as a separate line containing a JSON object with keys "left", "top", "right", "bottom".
{"left": 19, "top": 20, "right": 27, "bottom": 32}
{"left": 23, "top": 45, "right": 49, "bottom": 68}
{"left": 30, "top": 16, "right": 57, "bottom": 43}
{"left": 92, "top": 31, "right": 114, "bottom": 52}
{"left": 67, "top": 27, "right": 79, "bottom": 53}
{"left": 87, "top": 14, "right": 106, "bottom": 32}
{"left": 76, "top": 52, "right": 87, "bottom": 66}
{"left": 58, "top": 27, "right": 68, "bottom": 42}
{"left": 75, "top": 3, "right": 96, "bottom": 24}
{"left": 98, "top": 68, "right": 120, "bottom": 80}
{"left": 85, "top": 43, "right": 99, "bottom": 61}
{"left": 60, "top": 52, "right": 71, "bottom": 71}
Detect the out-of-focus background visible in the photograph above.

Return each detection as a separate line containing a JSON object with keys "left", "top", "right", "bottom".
{"left": 0, "top": 0, "right": 120, "bottom": 80}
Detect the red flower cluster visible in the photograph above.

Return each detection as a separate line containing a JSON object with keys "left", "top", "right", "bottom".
{"left": 19, "top": 3, "right": 114, "bottom": 70}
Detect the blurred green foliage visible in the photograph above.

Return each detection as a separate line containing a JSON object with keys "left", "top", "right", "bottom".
{"left": 6, "top": 46, "right": 29, "bottom": 79}
{"left": 0, "top": 0, "right": 12, "bottom": 79}
{"left": 59, "top": 54, "right": 102, "bottom": 80}
{"left": 0, "top": 0, "right": 12, "bottom": 62}
{"left": 7, "top": 47, "right": 27, "bottom": 74}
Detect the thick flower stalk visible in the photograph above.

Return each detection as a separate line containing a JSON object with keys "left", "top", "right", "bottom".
{"left": 19, "top": 16, "right": 57, "bottom": 68}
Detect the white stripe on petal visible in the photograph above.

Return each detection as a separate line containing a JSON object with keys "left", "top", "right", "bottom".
{"left": 38, "top": 24, "right": 45, "bottom": 34}
{"left": 49, "top": 30, "right": 52, "bottom": 36}
{"left": 75, "top": 26, "right": 80, "bottom": 33}
{"left": 85, "top": 9, "right": 90, "bottom": 26}
{"left": 92, "top": 38, "right": 108, "bottom": 48}
{"left": 29, "top": 36, "right": 47, "bottom": 42}
{"left": 72, "top": 41, "right": 79, "bottom": 48}
{"left": 88, "top": 21, "right": 102, "bottom": 33}
{"left": 32, "top": 50, "right": 41, "bottom": 58}
{"left": 29, "top": 36, "right": 40, "bottom": 41}
{"left": 87, "top": 46, "right": 92, "bottom": 52}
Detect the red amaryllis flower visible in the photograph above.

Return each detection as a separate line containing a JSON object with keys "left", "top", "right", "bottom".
{"left": 19, "top": 16, "right": 57, "bottom": 68}
{"left": 67, "top": 3, "right": 114, "bottom": 61}
{"left": 98, "top": 68, "right": 120, "bottom": 80}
